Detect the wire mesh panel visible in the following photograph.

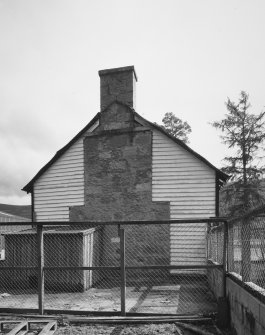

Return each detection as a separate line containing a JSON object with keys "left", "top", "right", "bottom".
{"left": 207, "top": 223, "right": 225, "bottom": 265}
{"left": 0, "top": 227, "right": 38, "bottom": 310}
{"left": 227, "top": 215, "right": 265, "bottom": 292}
{"left": 0, "top": 220, "right": 226, "bottom": 315}
{"left": 43, "top": 224, "right": 121, "bottom": 313}
{"left": 124, "top": 222, "right": 222, "bottom": 315}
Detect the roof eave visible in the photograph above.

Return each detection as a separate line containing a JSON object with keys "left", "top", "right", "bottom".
{"left": 22, "top": 113, "right": 100, "bottom": 193}
{"left": 133, "top": 111, "right": 229, "bottom": 182}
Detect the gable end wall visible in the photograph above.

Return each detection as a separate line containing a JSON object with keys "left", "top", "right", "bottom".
{"left": 152, "top": 129, "right": 216, "bottom": 268}
{"left": 33, "top": 121, "right": 99, "bottom": 222}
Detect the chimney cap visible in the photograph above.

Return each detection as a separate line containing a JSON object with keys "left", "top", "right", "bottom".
{"left": 98, "top": 65, "right": 137, "bottom": 81}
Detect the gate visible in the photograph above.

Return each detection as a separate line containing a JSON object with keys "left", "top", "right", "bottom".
{"left": 0, "top": 219, "right": 227, "bottom": 316}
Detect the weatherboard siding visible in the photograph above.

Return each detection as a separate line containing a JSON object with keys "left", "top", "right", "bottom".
{"left": 34, "top": 122, "right": 99, "bottom": 222}
{"left": 152, "top": 130, "right": 216, "bottom": 269}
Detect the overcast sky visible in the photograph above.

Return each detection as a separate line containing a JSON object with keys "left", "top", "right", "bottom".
{"left": 1, "top": 0, "right": 265, "bottom": 205}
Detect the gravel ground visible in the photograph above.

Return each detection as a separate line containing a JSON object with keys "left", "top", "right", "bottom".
{"left": 55, "top": 322, "right": 232, "bottom": 335}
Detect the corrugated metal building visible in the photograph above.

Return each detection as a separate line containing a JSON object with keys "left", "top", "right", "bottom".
{"left": 22, "top": 66, "right": 228, "bottom": 269}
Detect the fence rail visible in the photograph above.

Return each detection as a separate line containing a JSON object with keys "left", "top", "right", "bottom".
{"left": 207, "top": 212, "right": 265, "bottom": 296}
{"left": 0, "top": 219, "right": 226, "bottom": 316}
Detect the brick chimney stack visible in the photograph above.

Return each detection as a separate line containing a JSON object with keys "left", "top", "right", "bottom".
{"left": 98, "top": 66, "right": 137, "bottom": 111}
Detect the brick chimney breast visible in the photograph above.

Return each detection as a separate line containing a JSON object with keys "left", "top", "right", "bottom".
{"left": 99, "top": 66, "right": 137, "bottom": 111}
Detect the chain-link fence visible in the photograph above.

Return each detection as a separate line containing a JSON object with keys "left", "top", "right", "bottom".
{"left": 207, "top": 209, "right": 265, "bottom": 295}
{"left": 0, "top": 219, "right": 226, "bottom": 316}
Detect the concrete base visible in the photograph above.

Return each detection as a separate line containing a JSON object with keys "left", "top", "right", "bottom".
{"left": 217, "top": 297, "right": 229, "bottom": 328}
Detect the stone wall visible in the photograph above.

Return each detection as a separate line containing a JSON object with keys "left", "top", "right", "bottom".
{"left": 99, "top": 66, "right": 137, "bottom": 111}
{"left": 70, "top": 102, "right": 170, "bottom": 268}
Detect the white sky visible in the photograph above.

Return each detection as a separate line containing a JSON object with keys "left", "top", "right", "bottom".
{"left": 1, "top": 0, "right": 265, "bottom": 205}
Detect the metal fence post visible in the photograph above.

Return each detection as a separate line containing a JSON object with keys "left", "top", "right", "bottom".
{"left": 222, "top": 221, "right": 228, "bottom": 297}
{"left": 242, "top": 217, "right": 251, "bottom": 282}
{"left": 37, "top": 224, "right": 44, "bottom": 315}
{"left": 120, "top": 228, "right": 126, "bottom": 316}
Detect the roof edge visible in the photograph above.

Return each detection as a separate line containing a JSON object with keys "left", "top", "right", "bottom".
{"left": 23, "top": 101, "right": 229, "bottom": 193}
{"left": 22, "top": 113, "right": 100, "bottom": 193}
{"left": 133, "top": 111, "right": 229, "bottom": 182}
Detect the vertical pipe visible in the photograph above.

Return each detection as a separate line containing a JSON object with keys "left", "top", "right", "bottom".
{"left": 242, "top": 218, "right": 251, "bottom": 282}
{"left": 120, "top": 228, "right": 126, "bottom": 316}
{"left": 37, "top": 224, "right": 44, "bottom": 314}
{"left": 222, "top": 221, "right": 228, "bottom": 297}
{"left": 31, "top": 189, "right": 35, "bottom": 225}
{"left": 206, "top": 223, "right": 209, "bottom": 261}
{"left": 215, "top": 173, "right": 220, "bottom": 217}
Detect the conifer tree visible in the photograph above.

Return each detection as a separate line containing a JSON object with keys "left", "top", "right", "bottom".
{"left": 212, "top": 91, "right": 265, "bottom": 214}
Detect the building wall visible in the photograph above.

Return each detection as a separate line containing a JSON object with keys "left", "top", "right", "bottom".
{"left": 70, "top": 103, "right": 170, "bottom": 266}
{"left": 34, "top": 121, "right": 99, "bottom": 222}
{"left": 32, "top": 112, "right": 216, "bottom": 268}
{"left": 226, "top": 275, "right": 265, "bottom": 335}
{"left": 152, "top": 129, "right": 216, "bottom": 268}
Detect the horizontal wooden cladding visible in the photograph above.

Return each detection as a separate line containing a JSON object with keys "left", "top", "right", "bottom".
{"left": 170, "top": 242, "right": 205, "bottom": 249}
{"left": 170, "top": 200, "right": 215, "bottom": 206}
{"left": 36, "top": 216, "right": 69, "bottom": 222}
{"left": 35, "top": 192, "right": 84, "bottom": 201}
{"left": 171, "top": 247, "right": 205, "bottom": 252}
{"left": 36, "top": 217, "right": 69, "bottom": 222}
{"left": 170, "top": 214, "right": 211, "bottom": 219}
{"left": 154, "top": 196, "right": 214, "bottom": 202}
{"left": 45, "top": 155, "right": 84, "bottom": 165}
{"left": 152, "top": 166, "right": 213, "bottom": 173}
{"left": 37, "top": 168, "right": 84, "bottom": 177}
{"left": 170, "top": 259, "right": 206, "bottom": 264}
{"left": 36, "top": 172, "right": 84, "bottom": 184}
{"left": 35, "top": 124, "right": 96, "bottom": 184}
{"left": 170, "top": 256, "right": 206, "bottom": 262}
{"left": 153, "top": 185, "right": 215, "bottom": 191}
{"left": 34, "top": 208, "right": 69, "bottom": 215}
{"left": 40, "top": 164, "right": 84, "bottom": 174}
{"left": 34, "top": 187, "right": 84, "bottom": 195}
{"left": 33, "top": 203, "right": 74, "bottom": 210}
{"left": 36, "top": 177, "right": 84, "bottom": 187}
{"left": 170, "top": 207, "right": 214, "bottom": 213}
{"left": 153, "top": 161, "right": 213, "bottom": 169}
{"left": 170, "top": 224, "right": 206, "bottom": 230}
{"left": 170, "top": 233, "right": 205, "bottom": 239}
{"left": 152, "top": 171, "right": 214, "bottom": 178}
{"left": 35, "top": 181, "right": 84, "bottom": 189}
{"left": 170, "top": 215, "right": 214, "bottom": 220}
{"left": 35, "top": 198, "right": 84, "bottom": 206}
{"left": 36, "top": 210, "right": 69, "bottom": 218}
{"left": 153, "top": 178, "right": 215, "bottom": 184}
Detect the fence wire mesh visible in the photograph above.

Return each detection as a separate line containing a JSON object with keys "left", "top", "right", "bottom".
{"left": 0, "top": 226, "right": 38, "bottom": 309}
{"left": 228, "top": 215, "right": 265, "bottom": 291}
{"left": 208, "top": 212, "right": 265, "bottom": 295}
{"left": 0, "top": 220, "right": 226, "bottom": 315}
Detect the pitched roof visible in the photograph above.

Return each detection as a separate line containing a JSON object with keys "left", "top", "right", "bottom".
{"left": 22, "top": 113, "right": 100, "bottom": 193}
{"left": 22, "top": 102, "right": 228, "bottom": 193}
